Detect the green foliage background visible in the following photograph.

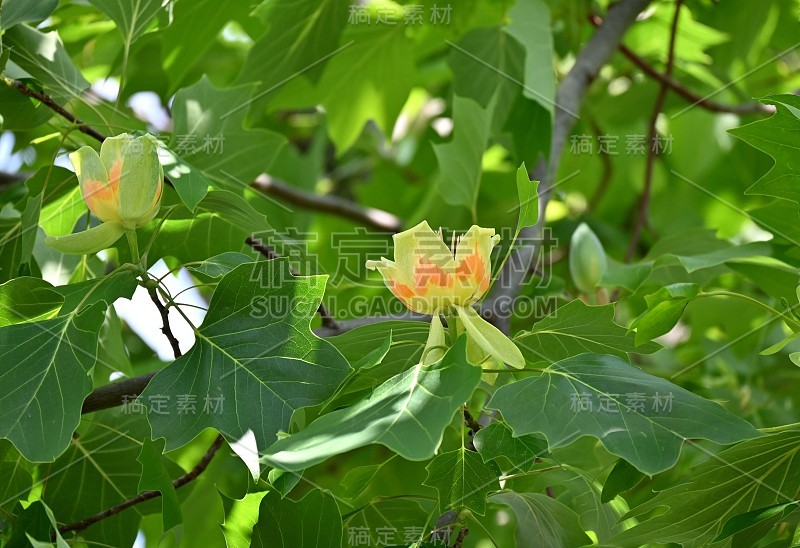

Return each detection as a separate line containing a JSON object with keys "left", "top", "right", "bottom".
{"left": 0, "top": 0, "right": 799, "bottom": 546}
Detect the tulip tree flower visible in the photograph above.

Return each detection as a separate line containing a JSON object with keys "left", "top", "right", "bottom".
{"left": 367, "top": 221, "right": 524, "bottom": 368}
{"left": 45, "top": 133, "right": 163, "bottom": 259}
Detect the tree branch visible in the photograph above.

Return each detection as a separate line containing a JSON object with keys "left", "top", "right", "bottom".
{"left": 484, "top": 0, "right": 652, "bottom": 332}
{"left": 3, "top": 77, "right": 108, "bottom": 143}
{"left": 589, "top": 14, "right": 772, "bottom": 115}
{"left": 6, "top": 79, "right": 403, "bottom": 233}
{"left": 58, "top": 434, "right": 225, "bottom": 536}
{"left": 146, "top": 285, "right": 183, "bottom": 359}
{"left": 251, "top": 174, "right": 403, "bottom": 233}
{"left": 625, "top": 0, "right": 683, "bottom": 261}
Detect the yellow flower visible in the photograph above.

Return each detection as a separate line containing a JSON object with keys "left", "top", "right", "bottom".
{"left": 367, "top": 221, "right": 524, "bottom": 368}
{"left": 366, "top": 221, "right": 499, "bottom": 315}
{"left": 46, "top": 133, "right": 163, "bottom": 255}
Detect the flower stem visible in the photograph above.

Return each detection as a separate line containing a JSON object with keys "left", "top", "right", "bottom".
{"left": 126, "top": 230, "right": 141, "bottom": 266}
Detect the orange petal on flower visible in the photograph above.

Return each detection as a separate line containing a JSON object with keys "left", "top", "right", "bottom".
{"left": 390, "top": 280, "right": 416, "bottom": 301}
{"left": 415, "top": 257, "right": 451, "bottom": 290}
{"left": 456, "top": 247, "right": 485, "bottom": 284}
{"left": 82, "top": 178, "right": 120, "bottom": 221}
{"left": 107, "top": 159, "right": 123, "bottom": 191}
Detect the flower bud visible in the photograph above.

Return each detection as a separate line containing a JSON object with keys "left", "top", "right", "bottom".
{"left": 46, "top": 133, "right": 163, "bottom": 255}
{"left": 569, "top": 223, "right": 607, "bottom": 294}
{"left": 73, "top": 133, "right": 163, "bottom": 230}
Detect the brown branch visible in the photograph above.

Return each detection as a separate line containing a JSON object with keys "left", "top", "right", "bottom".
{"left": 6, "top": 79, "right": 403, "bottom": 234}
{"left": 589, "top": 14, "right": 771, "bottom": 115}
{"left": 146, "top": 285, "right": 183, "bottom": 359}
{"left": 484, "top": 0, "right": 653, "bottom": 333}
{"left": 625, "top": 0, "right": 683, "bottom": 261}
{"left": 4, "top": 77, "right": 108, "bottom": 143}
{"left": 245, "top": 235, "right": 338, "bottom": 330}
{"left": 452, "top": 527, "right": 469, "bottom": 548}
{"left": 251, "top": 174, "right": 403, "bottom": 233}
{"left": 58, "top": 434, "right": 225, "bottom": 536}
{"left": 80, "top": 371, "right": 156, "bottom": 414}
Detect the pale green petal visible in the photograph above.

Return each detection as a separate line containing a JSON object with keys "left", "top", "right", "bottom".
{"left": 101, "top": 134, "right": 163, "bottom": 228}
{"left": 422, "top": 313, "right": 446, "bottom": 365}
{"left": 393, "top": 220, "right": 455, "bottom": 283}
{"left": 456, "top": 305, "right": 524, "bottom": 368}
{"left": 45, "top": 222, "right": 125, "bottom": 255}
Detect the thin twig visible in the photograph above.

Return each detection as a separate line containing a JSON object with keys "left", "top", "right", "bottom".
{"left": 251, "top": 174, "right": 403, "bottom": 233}
{"left": 4, "top": 77, "right": 109, "bottom": 142}
{"left": 452, "top": 527, "right": 469, "bottom": 548}
{"left": 58, "top": 434, "right": 225, "bottom": 535}
{"left": 588, "top": 121, "right": 614, "bottom": 211}
{"left": 245, "top": 235, "right": 339, "bottom": 330}
{"left": 80, "top": 372, "right": 156, "bottom": 414}
{"left": 146, "top": 284, "right": 182, "bottom": 359}
{"left": 625, "top": 0, "right": 683, "bottom": 261}
{"left": 589, "top": 14, "right": 771, "bottom": 115}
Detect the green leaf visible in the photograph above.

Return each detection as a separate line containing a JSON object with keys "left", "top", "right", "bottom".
{"left": 0, "top": 184, "right": 42, "bottom": 283}
{"left": 448, "top": 26, "right": 524, "bottom": 129}
{"left": 220, "top": 491, "right": 269, "bottom": 548}
{"left": 35, "top": 167, "right": 84, "bottom": 239}
{"left": 434, "top": 95, "right": 491, "bottom": 213}
{"left": 141, "top": 261, "right": 349, "bottom": 456}
{"left": 316, "top": 24, "right": 414, "bottom": 152}
{"left": 352, "top": 331, "right": 392, "bottom": 371}
{"left": 714, "top": 500, "right": 800, "bottom": 542}
{"left": 504, "top": 0, "right": 555, "bottom": 116}
{"left": 137, "top": 437, "right": 182, "bottom": 531}
{"left": 4, "top": 25, "right": 89, "bottom": 103}
{"left": 0, "top": 83, "right": 54, "bottom": 129}
{"left": 0, "top": 0, "right": 58, "bottom": 29}
{"left": 88, "top": 0, "right": 162, "bottom": 44}
{"left": 514, "top": 300, "right": 661, "bottom": 365}
{"left": 514, "top": 163, "right": 539, "bottom": 232}
{"left": 730, "top": 95, "right": 800, "bottom": 205}
{"left": 159, "top": 144, "right": 210, "bottom": 211}
{"left": 0, "top": 445, "right": 32, "bottom": 515}
{"left": 611, "top": 431, "right": 800, "bottom": 546}
{"left": 0, "top": 300, "right": 107, "bottom": 461}
{"left": 186, "top": 252, "right": 254, "bottom": 279}
{"left": 169, "top": 76, "right": 286, "bottom": 183}
{"left": 238, "top": 0, "right": 348, "bottom": 105}
{"left": 632, "top": 282, "right": 700, "bottom": 345}
{"left": 266, "top": 468, "right": 302, "bottom": 498}
{"left": 424, "top": 448, "right": 501, "bottom": 516}
{"left": 490, "top": 492, "right": 593, "bottom": 548}
{"left": 343, "top": 498, "right": 430, "bottom": 547}
{"left": 490, "top": 354, "right": 760, "bottom": 475}
{"left": 329, "top": 321, "right": 428, "bottom": 372}
{"left": 473, "top": 423, "right": 547, "bottom": 472}
{"left": 41, "top": 411, "right": 183, "bottom": 547}
{"left": 4, "top": 500, "right": 68, "bottom": 548}
{"left": 601, "top": 459, "right": 645, "bottom": 503}
{"left": 262, "top": 338, "right": 481, "bottom": 471}
{"left": 326, "top": 320, "right": 431, "bottom": 405}
{"left": 456, "top": 305, "right": 524, "bottom": 367}
{"left": 251, "top": 490, "right": 342, "bottom": 548}
{"left": 0, "top": 277, "right": 62, "bottom": 326}
{"left": 160, "top": 0, "right": 253, "bottom": 91}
